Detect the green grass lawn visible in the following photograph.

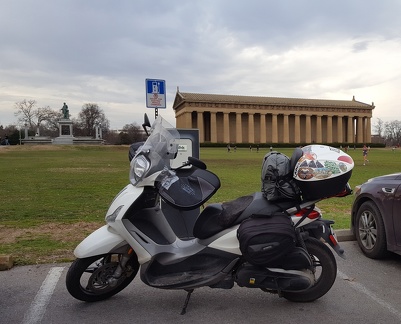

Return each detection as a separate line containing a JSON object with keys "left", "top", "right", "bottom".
{"left": 1, "top": 144, "right": 400, "bottom": 265}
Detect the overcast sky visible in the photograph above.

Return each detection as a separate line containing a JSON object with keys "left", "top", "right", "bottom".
{"left": 1, "top": 0, "right": 401, "bottom": 130}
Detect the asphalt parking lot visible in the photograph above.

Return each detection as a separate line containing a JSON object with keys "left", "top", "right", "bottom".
{"left": 1, "top": 240, "right": 401, "bottom": 324}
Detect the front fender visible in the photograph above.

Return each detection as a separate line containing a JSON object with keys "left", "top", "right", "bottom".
{"left": 74, "top": 225, "right": 127, "bottom": 258}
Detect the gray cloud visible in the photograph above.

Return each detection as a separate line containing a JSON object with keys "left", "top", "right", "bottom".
{"left": 1, "top": 0, "right": 401, "bottom": 128}
{"left": 352, "top": 41, "right": 369, "bottom": 53}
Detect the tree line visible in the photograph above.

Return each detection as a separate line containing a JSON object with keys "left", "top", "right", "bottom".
{"left": 1, "top": 102, "right": 399, "bottom": 147}
{"left": 373, "top": 118, "right": 401, "bottom": 147}
{"left": 0, "top": 99, "right": 146, "bottom": 145}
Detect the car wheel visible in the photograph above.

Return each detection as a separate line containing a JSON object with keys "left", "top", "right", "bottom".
{"left": 355, "top": 201, "right": 387, "bottom": 259}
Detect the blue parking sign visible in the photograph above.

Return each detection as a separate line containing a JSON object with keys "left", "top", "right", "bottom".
{"left": 146, "top": 79, "right": 166, "bottom": 108}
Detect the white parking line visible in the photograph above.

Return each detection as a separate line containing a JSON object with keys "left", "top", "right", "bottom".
{"left": 22, "top": 267, "right": 65, "bottom": 324}
{"left": 338, "top": 270, "right": 401, "bottom": 321}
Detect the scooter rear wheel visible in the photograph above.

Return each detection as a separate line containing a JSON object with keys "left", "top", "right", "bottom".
{"left": 281, "top": 238, "right": 337, "bottom": 302}
{"left": 66, "top": 253, "right": 139, "bottom": 302}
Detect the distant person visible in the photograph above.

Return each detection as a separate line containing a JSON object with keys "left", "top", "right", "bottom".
{"left": 256, "top": 144, "right": 259, "bottom": 153}
{"left": 227, "top": 144, "right": 231, "bottom": 153}
{"left": 363, "top": 144, "right": 369, "bottom": 165}
{"left": 270, "top": 146, "right": 273, "bottom": 152}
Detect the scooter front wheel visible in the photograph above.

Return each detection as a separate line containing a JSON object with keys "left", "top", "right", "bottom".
{"left": 66, "top": 253, "right": 139, "bottom": 302}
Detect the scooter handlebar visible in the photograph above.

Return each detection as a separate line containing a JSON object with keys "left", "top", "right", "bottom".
{"left": 188, "top": 156, "right": 207, "bottom": 170}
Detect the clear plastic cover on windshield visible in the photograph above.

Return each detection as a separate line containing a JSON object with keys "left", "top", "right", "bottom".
{"left": 129, "top": 116, "right": 180, "bottom": 185}
{"left": 143, "top": 116, "right": 180, "bottom": 161}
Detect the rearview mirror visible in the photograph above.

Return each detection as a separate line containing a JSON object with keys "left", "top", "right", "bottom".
{"left": 142, "top": 113, "right": 151, "bottom": 135}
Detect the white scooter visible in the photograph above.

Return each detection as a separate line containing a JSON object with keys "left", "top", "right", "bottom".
{"left": 66, "top": 114, "right": 352, "bottom": 314}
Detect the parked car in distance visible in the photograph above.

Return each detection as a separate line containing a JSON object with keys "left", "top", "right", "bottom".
{"left": 351, "top": 173, "right": 401, "bottom": 259}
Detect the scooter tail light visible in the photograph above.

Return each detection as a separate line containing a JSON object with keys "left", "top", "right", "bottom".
{"left": 329, "top": 234, "right": 338, "bottom": 246}
{"left": 294, "top": 209, "right": 321, "bottom": 219}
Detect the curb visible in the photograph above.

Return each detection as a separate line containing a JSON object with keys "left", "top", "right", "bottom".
{"left": 335, "top": 229, "right": 356, "bottom": 242}
{"left": 0, "top": 255, "right": 14, "bottom": 271}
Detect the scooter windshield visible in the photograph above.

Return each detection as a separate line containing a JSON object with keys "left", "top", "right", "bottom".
{"left": 129, "top": 116, "right": 180, "bottom": 186}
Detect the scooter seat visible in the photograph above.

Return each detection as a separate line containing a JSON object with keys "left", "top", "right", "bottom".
{"left": 193, "top": 192, "right": 296, "bottom": 239}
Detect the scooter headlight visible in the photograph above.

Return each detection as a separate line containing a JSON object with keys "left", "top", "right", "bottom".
{"left": 130, "top": 155, "right": 150, "bottom": 185}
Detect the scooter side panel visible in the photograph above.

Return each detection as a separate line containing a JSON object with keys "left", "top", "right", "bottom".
{"left": 106, "top": 184, "right": 141, "bottom": 217}
{"left": 207, "top": 226, "right": 241, "bottom": 255}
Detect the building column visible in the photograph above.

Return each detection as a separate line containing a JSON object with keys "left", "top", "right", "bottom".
{"left": 283, "top": 114, "right": 289, "bottom": 143}
{"left": 365, "top": 117, "right": 371, "bottom": 143}
{"left": 337, "top": 116, "right": 343, "bottom": 143}
{"left": 197, "top": 112, "right": 204, "bottom": 143}
{"left": 347, "top": 116, "right": 354, "bottom": 143}
{"left": 236, "top": 112, "right": 242, "bottom": 144}
{"left": 305, "top": 115, "right": 312, "bottom": 143}
{"left": 327, "top": 115, "right": 333, "bottom": 143}
{"left": 294, "top": 114, "right": 301, "bottom": 143}
{"left": 223, "top": 112, "right": 230, "bottom": 143}
{"left": 178, "top": 111, "right": 192, "bottom": 129}
{"left": 272, "top": 113, "right": 278, "bottom": 143}
{"left": 24, "top": 124, "right": 29, "bottom": 139}
{"left": 248, "top": 113, "right": 255, "bottom": 143}
{"left": 210, "top": 111, "right": 217, "bottom": 143}
{"left": 357, "top": 116, "right": 363, "bottom": 143}
{"left": 316, "top": 115, "right": 322, "bottom": 143}
{"left": 260, "top": 114, "right": 267, "bottom": 143}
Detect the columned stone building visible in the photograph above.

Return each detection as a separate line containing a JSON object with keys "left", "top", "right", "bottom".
{"left": 173, "top": 91, "right": 374, "bottom": 145}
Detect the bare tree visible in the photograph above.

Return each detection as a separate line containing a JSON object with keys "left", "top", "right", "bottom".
{"left": 14, "top": 99, "right": 58, "bottom": 136}
{"left": 35, "top": 106, "right": 59, "bottom": 135}
{"left": 119, "top": 123, "right": 145, "bottom": 144}
{"left": 384, "top": 120, "right": 401, "bottom": 146}
{"left": 14, "top": 99, "right": 37, "bottom": 127}
{"left": 373, "top": 118, "right": 384, "bottom": 137}
{"left": 75, "top": 103, "right": 110, "bottom": 136}
{"left": 45, "top": 112, "right": 63, "bottom": 131}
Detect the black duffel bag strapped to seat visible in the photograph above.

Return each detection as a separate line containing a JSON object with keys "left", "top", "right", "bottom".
{"left": 237, "top": 213, "right": 296, "bottom": 267}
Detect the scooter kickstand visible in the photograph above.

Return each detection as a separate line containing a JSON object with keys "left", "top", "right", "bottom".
{"left": 180, "top": 289, "right": 194, "bottom": 315}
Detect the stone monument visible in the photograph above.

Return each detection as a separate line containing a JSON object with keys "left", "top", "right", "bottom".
{"left": 22, "top": 102, "right": 104, "bottom": 145}
{"left": 53, "top": 102, "right": 75, "bottom": 144}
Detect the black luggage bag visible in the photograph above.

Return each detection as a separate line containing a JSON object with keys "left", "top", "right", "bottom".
{"left": 237, "top": 213, "right": 296, "bottom": 267}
